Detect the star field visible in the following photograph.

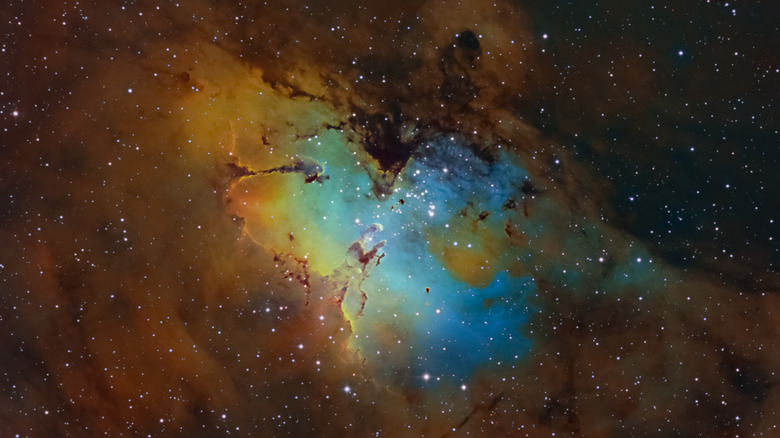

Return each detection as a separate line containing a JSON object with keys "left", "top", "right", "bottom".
{"left": 1, "top": 0, "right": 778, "bottom": 437}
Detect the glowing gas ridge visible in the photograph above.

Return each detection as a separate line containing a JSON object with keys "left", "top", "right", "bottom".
{"left": 233, "top": 128, "right": 537, "bottom": 381}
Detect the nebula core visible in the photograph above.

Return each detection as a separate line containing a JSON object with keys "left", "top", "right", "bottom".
{"left": 1, "top": 0, "right": 778, "bottom": 437}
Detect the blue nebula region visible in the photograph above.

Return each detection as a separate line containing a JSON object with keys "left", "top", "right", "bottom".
{"left": 302, "top": 132, "right": 537, "bottom": 383}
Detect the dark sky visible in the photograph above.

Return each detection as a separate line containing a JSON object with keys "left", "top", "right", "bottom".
{"left": 1, "top": 1, "right": 778, "bottom": 437}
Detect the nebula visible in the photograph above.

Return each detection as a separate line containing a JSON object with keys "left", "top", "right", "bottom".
{"left": 1, "top": 0, "right": 778, "bottom": 437}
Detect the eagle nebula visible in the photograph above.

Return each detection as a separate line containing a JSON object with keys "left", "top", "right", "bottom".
{"left": 2, "top": 0, "right": 778, "bottom": 436}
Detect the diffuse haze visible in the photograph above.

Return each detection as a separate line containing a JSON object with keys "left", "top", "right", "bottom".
{"left": 1, "top": 0, "right": 778, "bottom": 437}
